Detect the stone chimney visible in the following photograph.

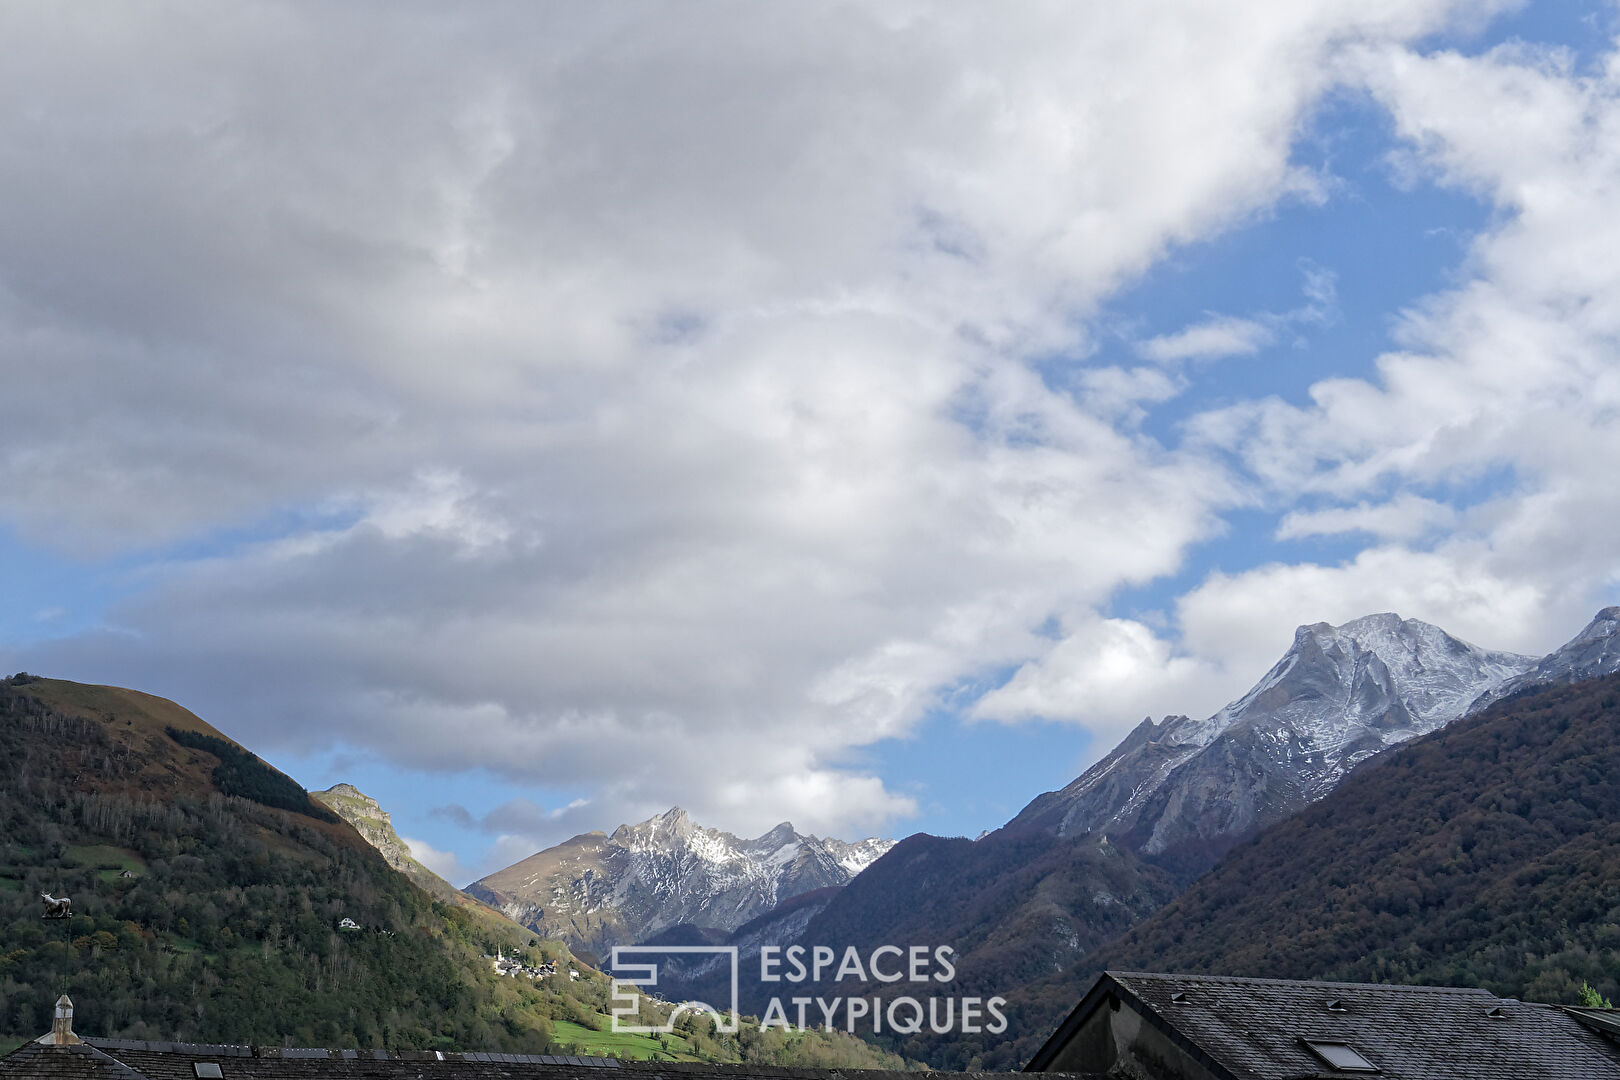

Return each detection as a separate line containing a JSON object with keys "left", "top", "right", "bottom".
{"left": 36, "top": 994, "right": 82, "bottom": 1045}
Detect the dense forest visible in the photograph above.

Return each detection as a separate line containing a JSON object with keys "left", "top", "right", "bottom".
{"left": 1095, "top": 673, "right": 1620, "bottom": 1004}
{"left": 163, "top": 725, "right": 339, "bottom": 823}
{"left": 0, "top": 676, "right": 906, "bottom": 1069}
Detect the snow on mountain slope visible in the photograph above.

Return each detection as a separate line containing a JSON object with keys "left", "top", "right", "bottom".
{"left": 464, "top": 807, "right": 894, "bottom": 956}
{"left": 1009, "top": 613, "right": 1536, "bottom": 863}
{"left": 1467, "top": 606, "right": 1620, "bottom": 715}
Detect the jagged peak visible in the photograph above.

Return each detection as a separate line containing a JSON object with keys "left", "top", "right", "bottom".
{"left": 314, "top": 783, "right": 384, "bottom": 814}
{"left": 1111, "top": 716, "right": 1163, "bottom": 756}
{"left": 755, "top": 821, "right": 799, "bottom": 844}
{"left": 613, "top": 806, "right": 691, "bottom": 838}
{"left": 1293, "top": 612, "right": 1424, "bottom": 648}
{"left": 1298, "top": 611, "right": 1401, "bottom": 634}
{"left": 612, "top": 807, "right": 808, "bottom": 852}
{"left": 1569, "top": 606, "right": 1620, "bottom": 644}
{"left": 1288, "top": 613, "right": 1534, "bottom": 669}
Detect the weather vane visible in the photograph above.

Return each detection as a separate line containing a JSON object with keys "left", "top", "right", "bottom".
{"left": 40, "top": 892, "right": 72, "bottom": 919}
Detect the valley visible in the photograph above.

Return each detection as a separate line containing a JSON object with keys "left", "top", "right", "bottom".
{"left": 0, "top": 675, "right": 905, "bottom": 1069}
{"left": 4, "top": 606, "right": 1619, "bottom": 1069}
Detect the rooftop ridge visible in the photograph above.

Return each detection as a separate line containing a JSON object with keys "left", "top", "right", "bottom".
{"left": 67, "top": 1042, "right": 1083, "bottom": 1078}
{"left": 73, "top": 1041, "right": 1072, "bottom": 1077}
{"left": 90, "top": 1038, "right": 253, "bottom": 1055}
{"left": 1108, "top": 970, "right": 1504, "bottom": 995}
{"left": 87, "top": 1039, "right": 622, "bottom": 1066}
{"left": 7, "top": 1041, "right": 148, "bottom": 1079}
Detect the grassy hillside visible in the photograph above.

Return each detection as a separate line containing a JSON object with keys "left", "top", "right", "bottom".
{"left": 1096, "top": 673, "right": 1620, "bottom": 1004}
{"left": 0, "top": 675, "right": 908, "bottom": 1068}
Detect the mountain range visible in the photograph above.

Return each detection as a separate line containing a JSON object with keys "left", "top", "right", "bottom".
{"left": 0, "top": 674, "right": 908, "bottom": 1069}
{"left": 1465, "top": 605, "right": 1620, "bottom": 713}
{"left": 629, "top": 606, "right": 1620, "bottom": 1068}
{"left": 8, "top": 603, "right": 1617, "bottom": 1067}
{"left": 465, "top": 611, "right": 1548, "bottom": 969}
{"left": 464, "top": 807, "right": 894, "bottom": 957}
{"left": 1099, "top": 668, "right": 1620, "bottom": 1000}
{"left": 913, "top": 667, "right": 1620, "bottom": 1067}
{"left": 1008, "top": 612, "right": 1536, "bottom": 870}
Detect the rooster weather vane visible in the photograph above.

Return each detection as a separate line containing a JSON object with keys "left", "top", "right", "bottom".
{"left": 40, "top": 892, "right": 72, "bottom": 919}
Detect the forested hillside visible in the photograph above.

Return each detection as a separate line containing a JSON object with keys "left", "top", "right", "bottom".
{"left": 804, "top": 829, "right": 1180, "bottom": 1070}
{"left": 859, "top": 672, "right": 1620, "bottom": 1069}
{"left": 0, "top": 675, "right": 563, "bottom": 1051}
{"left": 1097, "top": 673, "right": 1620, "bottom": 1003}
{"left": 0, "top": 676, "right": 908, "bottom": 1069}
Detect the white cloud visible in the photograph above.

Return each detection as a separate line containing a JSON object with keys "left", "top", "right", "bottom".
{"left": 975, "top": 31, "right": 1620, "bottom": 734}
{"left": 401, "top": 836, "right": 467, "bottom": 886}
{"left": 971, "top": 615, "right": 1232, "bottom": 740}
{"left": 483, "top": 835, "right": 549, "bottom": 881}
{"left": 1175, "top": 546, "right": 1554, "bottom": 679}
{"left": 0, "top": 1, "right": 1528, "bottom": 839}
{"left": 1076, "top": 365, "right": 1185, "bottom": 423}
{"left": 1276, "top": 494, "right": 1457, "bottom": 541}
{"left": 1134, "top": 265, "right": 1338, "bottom": 365}
{"left": 1138, "top": 316, "right": 1276, "bottom": 364}
{"left": 1177, "top": 33, "right": 1620, "bottom": 669}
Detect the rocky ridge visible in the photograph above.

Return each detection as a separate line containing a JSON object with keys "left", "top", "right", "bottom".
{"left": 1008, "top": 612, "right": 1536, "bottom": 865}
{"left": 467, "top": 807, "right": 894, "bottom": 956}
{"left": 312, "top": 782, "right": 466, "bottom": 905}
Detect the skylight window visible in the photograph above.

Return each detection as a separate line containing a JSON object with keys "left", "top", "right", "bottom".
{"left": 194, "top": 1065, "right": 224, "bottom": 1079}
{"left": 1302, "top": 1040, "right": 1378, "bottom": 1072}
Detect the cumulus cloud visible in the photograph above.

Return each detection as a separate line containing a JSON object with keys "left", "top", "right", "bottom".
{"left": 1175, "top": 546, "right": 1553, "bottom": 678}
{"left": 1179, "top": 33, "right": 1620, "bottom": 663}
{"left": 0, "top": 1, "right": 1531, "bottom": 842}
{"left": 971, "top": 615, "right": 1231, "bottom": 741}
{"left": 400, "top": 836, "right": 467, "bottom": 886}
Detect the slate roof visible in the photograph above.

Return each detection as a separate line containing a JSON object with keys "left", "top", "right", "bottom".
{"left": 2, "top": 1041, "right": 1103, "bottom": 1080}
{"left": 1025, "top": 971, "right": 1620, "bottom": 1079}
{"left": 0, "top": 1040, "right": 147, "bottom": 1079}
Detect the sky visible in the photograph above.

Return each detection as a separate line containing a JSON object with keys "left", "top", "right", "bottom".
{"left": 5, "top": 1, "right": 1620, "bottom": 886}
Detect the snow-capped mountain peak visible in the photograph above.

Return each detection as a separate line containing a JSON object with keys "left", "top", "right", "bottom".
{"left": 1008, "top": 612, "right": 1536, "bottom": 862}
{"left": 467, "top": 809, "right": 895, "bottom": 956}
{"left": 1468, "top": 606, "right": 1620, "bottom": 714}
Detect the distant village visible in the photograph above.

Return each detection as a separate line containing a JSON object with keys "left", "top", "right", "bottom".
{"left": 486, "top": 946, "right": 577, "bottom": 983}
{"left": 341, "top": 915, "right": 578, "bottom": 980}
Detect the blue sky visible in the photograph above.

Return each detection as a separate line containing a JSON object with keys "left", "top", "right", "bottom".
{"left": 5, "top": 2, "right": 1620, "bottom": 884}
